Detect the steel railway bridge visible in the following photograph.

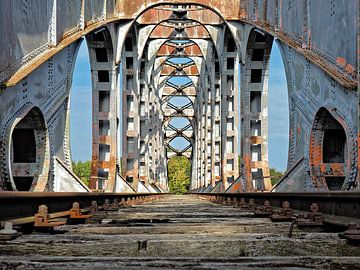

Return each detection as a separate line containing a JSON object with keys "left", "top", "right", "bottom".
{"left": 0, "top": 1, "right": 359, "bottom": 268}
{"left": 0, "top": 0, "right": 358, "bottom": 194}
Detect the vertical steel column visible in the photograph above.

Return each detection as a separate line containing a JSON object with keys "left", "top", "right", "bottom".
{"left": 87, "top": 29, "right": 118, "bottom": 191}
{"left": 240, "top": 31, "right": 273, "bottom": 191}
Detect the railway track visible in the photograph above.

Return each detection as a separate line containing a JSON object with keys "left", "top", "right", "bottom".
{"left": 194, "top": 192, "right": 360, "bottom": 225}
{"left": 0, "top": 194, "right": 359, "bottom": 269}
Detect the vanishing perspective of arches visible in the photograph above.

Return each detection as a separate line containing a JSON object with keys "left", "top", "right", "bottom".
{"left": 0, "top": 1, "right": 357, "bottom": 193}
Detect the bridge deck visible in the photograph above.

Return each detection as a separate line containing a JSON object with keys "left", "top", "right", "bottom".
{"left": 0, "top": 195, "right": 359, "bottom": 269}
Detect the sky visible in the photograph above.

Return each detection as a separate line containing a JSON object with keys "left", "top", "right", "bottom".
{"left": 70, "top": 39, "right": 289, "bottom": 171}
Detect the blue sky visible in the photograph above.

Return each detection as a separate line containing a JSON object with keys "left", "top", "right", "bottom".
{"left": 70, "top": 39, "right": 289, "bottom": 171}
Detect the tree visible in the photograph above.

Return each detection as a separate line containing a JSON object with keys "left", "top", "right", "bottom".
{"left": 72, "top": 160, "right": 91, "bottom": 186}
{"left": 269, "top": 167, "right": 283, "bottom": 186}
{"left": 168, "top": 156, "right": 191, "bottom": 194}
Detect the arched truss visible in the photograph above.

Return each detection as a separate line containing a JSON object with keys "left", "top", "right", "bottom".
{"left": 2, "top": 1, "right": 355, "bottom": 90}
{"left": 0, "top": 1, "right": 357, "bottom": 192}
{"left": 118, "top": 3, "right": 240, "bottom": 191}
{"left": 163, "top": 96, "right": 195, "bottom": 159}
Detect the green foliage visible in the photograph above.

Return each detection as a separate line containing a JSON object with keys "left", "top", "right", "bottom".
{"left": 270, "top": 167, "right": 283, "bottom": 186}
{"left": 72, "top": 160, "right": 91, "bottom": 186}
{"left": 168, "top": 156, "right": 191, "bottom": 194}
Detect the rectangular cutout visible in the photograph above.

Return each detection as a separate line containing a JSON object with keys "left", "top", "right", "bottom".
{"left": 215, "top": 121, "right": 220, "bottom": 137}
{"left": 227, "top": 58, "right": 234, "bottom": 70}
{"left": 95, "top": 48, "right": 108, "bottom": 62}
{"left": 325, "top": 177, "right": 345, "bottom": 191}
{"left": 99, "top": 91, "right": 110, "bottom": 112}
{"left": 99, "top": 120, "right": 110, "bottom": 136}
{"left": 250, "top": 69, "right": 262, "bottom": 83}
{"left": 227, "top": 39, "right": 236, "bottom": 52}
{"left": 250, "top": 120, "right": 261, "bottom": 136}
{"left": 250, "top": 91, "right": 261, "bottom": 113}
{"left": 252, "top": 49, "right": 265, "bottom": 61}
{"left": 227, "top": 75, "right": 234, "bottom": 90}
{"left": 125, "top": 37, "right": 133, "bottom": 51}
{"left": 215, "top": 142, "right": 220, "bottom": 155}
{"left": 227, "top": 118, "right": 234, "bottom": 130}
{"left": 215, "top": 162, "right": 220, "bottom": 175}
{"left": 140, "top": 101, "right": 146, "bottom": 116}
{"left": 98, "top": 70, "right": 109, "bottom": 82}
{"left": 255, "top": 33, "right": 267, "bottom": 42}
{"left": 92, "top": 31, "right": 105, "bottom": 41}
{"left": 126, "top": 57, "right": 134, "bottom": 69}
{"left": 228, "top": 96, "right": 234, "bottom": 111}
{"left": 252, "top": 168, "right": 264, "bottom": 190}
{"left": 127, "top": 118, "right": 134, "bottom": 130}
{"left": 140, "top": 141, "right": 145, "bottom": 153}
{"left": 13, "top": 177, "right": 34, "bottom": 191}
{"left": 97, "top": 169, "right": 108, "bottom": 179}
{"left": 99, "top": 144, "right": 110, "bottom": 161}
{"left": 12, "top": 129, "right": 36, "bottom": 163}
{"left": 215, "top": 103, "right": 220, "bottom": 116}
{"left": 227, "top": 159, "right": 234, "bottom": 170}
{"left": 97, "top": 170, "right": 109, "bottom": 189}
{"left": 126, "top": 75, "right": 134, "bottom": 90}
{"left": 140, "top": 61, "right": 145, "bottom": 73}
{"left": 127, "top": 137, "right": 135, "bottom": 153}
{"left": 215, "top": 61, "right": 219, "bottom": 73}
{"left": 226, "top": 137, "right": 234, "bottom": 153}
{"left": 140, "top": 120, "right": 146, "bottom": 137}
{"left": 126, "top": 96, "right": 134, "bottom": 112}
{"left": 127, "top": 159, "right": 134, "bottom": 170}
{"left": 251, "top": 144, "right": 262, "bottom": 161}
{"left": 227, "top": 176, "right": 234, "bottom": 183}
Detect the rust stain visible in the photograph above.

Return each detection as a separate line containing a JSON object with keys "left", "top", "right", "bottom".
{"left": 345, "top": 64, "right": 356, "bottom": 77}
{"left": 242, "top": 154, "right": 254, "bottom": 192}
{"left": 336, "top": 57, "right": 347, "bottom": 67}
{"left": 3, "top": 0, "right": 356, "bottom": 90}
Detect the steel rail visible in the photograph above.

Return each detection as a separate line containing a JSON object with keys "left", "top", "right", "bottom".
{"left": 0, "top": 192, "right": 166, "bottom": 222}
{"left": 194, "top": 192, "right": 360, "bottom": 220}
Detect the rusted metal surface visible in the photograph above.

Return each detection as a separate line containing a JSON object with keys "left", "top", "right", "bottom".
{"left": 0, "top": 192, "right": 166, "bottom": 222}
{"left": 0, "top": 0, "right": 358, "bottom": 193}
{"left": 34, "top": 205, "right": 66, "bottom": 229}
{"left": 270, "top": 201, "right": 293, "bottom": 222}
{"left": 69, "top": 202, "right": 93, "bottom": 220}
{"left": 196, "top": 192, "right": 360, "bottom": 220}
{"left": 2, "top": 195, "right": 360, "bottom": 268}
{"left": 295, "top": 203, "right": 324, "bottom": 227}
{"left": 339, "top": 223, "right": 360, "bottom": 244}
{"left": 1, "top": 1, "right": 356, "bottom": 89}
{"left": 254, "top": 200, "right": 273, "bottom": 217}
{"left": 242, "top": 19, "right": 357, "bottom": 89}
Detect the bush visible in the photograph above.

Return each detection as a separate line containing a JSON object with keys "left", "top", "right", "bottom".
{"left": 72, "top": 160, "right": 91, "bottom": 186}
{"left": 168, "top": 156, "right": 191, "bottom": 194}
{"left": 270, "top": 167, "right": 283, "bottom": 186}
